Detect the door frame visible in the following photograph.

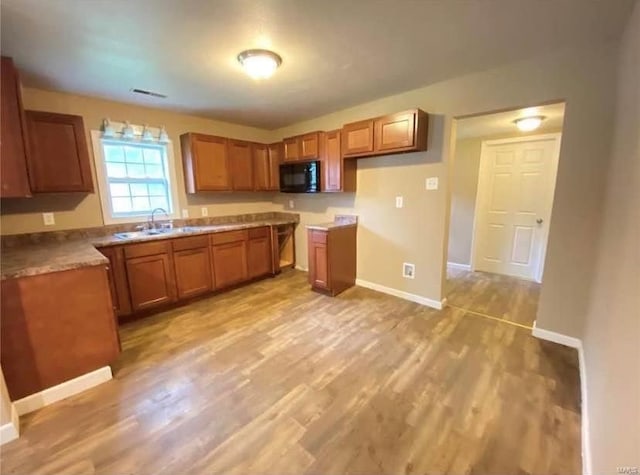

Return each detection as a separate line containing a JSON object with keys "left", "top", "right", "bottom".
{"left": 469, "top": 132, "right": 562, "bottom": 283}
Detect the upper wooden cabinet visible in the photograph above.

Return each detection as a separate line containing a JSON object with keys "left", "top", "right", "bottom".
{"left": 253, "top": 142, "right": 280, "bottom": 191}
{"left": 25, "top": 111, "right": 93, "bottom": 193}
{"left": 342, "top": 119, "right": 374, "bottom": 157}
{"left": 283, "top": 137, "right": 299, "bottom": 162}
{"left": 343, "top": 109, "right": 428, "bottom": 158}
{"left": 322, "top": 129, "right": 356, "bottom": 193}
{"left": 267, "top": 142, "right": 282, "bottom": 191}
{"left": 0, "top": 57, "right": 32, "bottom": 198}
{"left": 228, "top": 139, "right": 254, "bottom": 191}
{"left": 282, "top": 132, "right": 323, "bottom": 162}
{"left": 181, "top": 133, "right": 231, "bottom": 193}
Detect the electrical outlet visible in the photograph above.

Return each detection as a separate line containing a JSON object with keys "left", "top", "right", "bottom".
{"left": 426, "top": 177, "right": 439, "bottom": 190}
{"left": 402, "top": 262, "right": 416, "bottom": 279}
{"left": 42, "top": 212, "right": 55, "bottom": 226}
{"left": 201, "top": 207, "right": 208, "bottom": 217}
{"left": 182, "top": 209, "right": 189, "bottom": 218}
{"left": 395, "top": 196, "right": 404, "bottom": 208}
{"left": 288, "top": 200, "right": 294, "bottom": 209}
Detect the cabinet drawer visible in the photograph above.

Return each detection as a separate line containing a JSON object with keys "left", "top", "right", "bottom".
{"left": 172, "top": 235, "right": 209, "bottom": 252}
{"left": 210, "top": 229, "right": 248, "bottom": 245}
{"left": 124, "top": 240, "right": 171, "bottom": 259}
{"left": 248, "top": 226, "right": 269, "bottom": 239}
{"left": 309, "top": 230, "right": 328, "bottom": 244}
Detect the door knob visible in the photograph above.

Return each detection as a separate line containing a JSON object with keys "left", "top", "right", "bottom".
{"left": 536, "top": 218, "right": 544, "bottom": 224}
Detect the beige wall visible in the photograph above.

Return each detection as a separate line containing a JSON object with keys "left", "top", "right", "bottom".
{"left": 582, "top": 2, "right": 640, "bottom": 472}
{"left": 448, "top": 137, "right": 482, "bottom": 265}
{"left": 0, "top": 88, "right": 278, "bottom": 235}
{"left": 0, "top": 38, "right": 620, "bottom": 338}
{"left": 447, "top": 128, "right": 563, "bottom": 266}
{"left": 270, "top": 42, "right": 617, "bottom": 333}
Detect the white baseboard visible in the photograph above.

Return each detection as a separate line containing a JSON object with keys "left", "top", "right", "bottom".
{"left": 531, "top": 322, "right": 590, "bottom": 475}
{"left": 14, "top": 366, "right": 112, "bottom": 416}
{"left": 294, "top": 265, "right": 308, "bottom": 272}
{"left": 0, "top": 403, "right": 19, "bottom": 445}
{"left": 531, "top": 321, "right": 582, "bottom": 348}
{"left": 447, "top": 262, "right": 471, "bottom": 271}
{"left": 355, "top": 278, "right": 445, "bottom": 310}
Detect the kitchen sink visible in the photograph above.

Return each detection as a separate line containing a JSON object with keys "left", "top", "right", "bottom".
{"left": 113, "top": 226, "right": 203, "bottom": 240}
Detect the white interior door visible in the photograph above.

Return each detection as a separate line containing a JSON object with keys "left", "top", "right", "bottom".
{"left": 473, "top": 134, "right": 561, "bottom": 282}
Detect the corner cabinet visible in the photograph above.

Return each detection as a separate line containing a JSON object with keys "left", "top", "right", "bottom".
{"left": 181, "top": 133, "right": 231, "bottom": 192}
{"left": 343, "top": 109, "right": 428, "bottom": 158}
{"left": 0, "top": 57, "right": 32, "bottom": 198}
{"left": 25, "top": 111, "right": 94, "bottom": 193}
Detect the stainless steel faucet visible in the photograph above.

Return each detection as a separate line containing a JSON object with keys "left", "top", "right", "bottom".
{"left": 149, "top": 207, "right": 169, "bottom": 229}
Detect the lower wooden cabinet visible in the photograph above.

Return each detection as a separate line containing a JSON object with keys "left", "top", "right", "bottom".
{"left": 96, "top": 225, "right": 290, "bottom": 320}
{"left": 98, "top": 246, "right": 132, "bottom": 318}
{"left": 1, "top": 265, "right": 120, "bottom": 399}
{"left": 211, "top": 230, "right": 249, "bottom": 289}
{"left": 125, "top": 253, "right": 177, "bottom": 312}
{"left": 307, "top": 225, "right": 357, "bottom": 296}
{"left": 248, "top": 227, "right": 272, "bottom": 278}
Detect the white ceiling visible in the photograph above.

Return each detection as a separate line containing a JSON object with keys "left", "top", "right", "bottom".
{"left": 456, "top": 102, "right": 566, "bottom": 139}
{"left": 0, "top": 0, "right": 634, "bottom": 129}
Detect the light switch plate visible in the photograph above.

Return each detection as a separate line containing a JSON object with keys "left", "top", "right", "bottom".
{"left": 42, "top": 212, "right": 55, "bottom": 226}
{"left": 426, "top": 177, "right": 439, "bottom": 190}
{"left": 182, "top": 209, "right": 189, "bottom": 218}
{"left": 395, "top": 196, "right": 404, "bottom": 208}
{"left": 201, "top": 207, "right": 208, "bottom": 217}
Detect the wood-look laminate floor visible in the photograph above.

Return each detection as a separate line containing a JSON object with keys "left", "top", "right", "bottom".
{"left": 1, "top": 270, "right": 581, "bottom": 475}
{"left": 446, "top": 267, "right": 541, "bottom": 328}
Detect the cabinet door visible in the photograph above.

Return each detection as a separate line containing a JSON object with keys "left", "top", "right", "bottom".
{"left": 174, "top": 247, "right": 213, "bottom": 299}
{"left": 323, "top": 130, "right": 342, "bottom": 192}
{"left": 300, "top": 133, "right": 320, "bottom": 160}
{"left": 0, "top": 57, "right": 31, "bottom": 198}
{"left": 308, "top": 232, "right": 329, "bottom": 290}
{"left": 248, "top": 228, "right": 272, "bottom": 278}
{"left": 98, "top": 246, "right": 132, "bottom": 318}
{"left": 283, "top": 137, "right": 299, "bottom": 162}
{"left": 211, "top": 240, "right": 248, "bottom": 289}
{"left": 25, "top": 111, "right": 93, "bottom": 192}
{"left": 267, "top": 142, "right": 282, "bottom": 191}
{"left": 342, "top": 119, "right": 374, "bottom": 157}
{"left": 374, "top": 111, "right": 416, "bottom": 153}
{"left": 125, "top": 253, "right": 176, "bottom": 312}
{"left": 229, "top": 139, "right": 254, "bottom": 191}
{"left": 183, "top": 134, "right": 231, "bottom": 192}
{"left": 252, "top": 143, "right": 270, "bottom": 191}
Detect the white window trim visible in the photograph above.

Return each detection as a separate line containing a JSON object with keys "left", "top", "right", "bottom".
{"left": 90, "top": 127, "right": 181, "bottom": 225}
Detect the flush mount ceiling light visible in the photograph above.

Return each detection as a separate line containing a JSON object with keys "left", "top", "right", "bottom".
{"left": 514, "top": 115, "right": 546, "bottom": 132}
{"left": 237, "top": 49, "right": 282, "bottom": 79}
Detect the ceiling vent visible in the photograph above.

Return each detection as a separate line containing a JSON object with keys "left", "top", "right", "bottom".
{"left": 130, "top": 88, "right": 167, "bottom": 99}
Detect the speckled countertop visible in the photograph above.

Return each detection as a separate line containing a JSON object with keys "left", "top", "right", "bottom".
{"left": 1, "top": 213, "right": 298, "bottom": 281}
{"left": 306, "top": 214, "right": 358, "bottom": 231}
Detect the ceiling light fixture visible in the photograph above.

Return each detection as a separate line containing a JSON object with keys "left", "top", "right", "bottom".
{"left": 237, "top": 49, "right": 282, "bottom": 79}
{"left": 514, "top": 115, "right": 546, "bottom": 132}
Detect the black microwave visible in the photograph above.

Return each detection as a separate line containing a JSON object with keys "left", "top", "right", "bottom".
{"left": 279, "top": 161, "right": 320, "bottom": 193}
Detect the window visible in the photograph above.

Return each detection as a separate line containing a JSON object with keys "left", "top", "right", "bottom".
{"left": 91, "top": 128, "right": 179, "bottom": 223}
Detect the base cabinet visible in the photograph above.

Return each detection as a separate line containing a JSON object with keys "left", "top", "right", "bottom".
{"left": 126, "top": 253, "right": 177, "bottom": 312}
{"left": 174, "top": 248, "right": 213, "bottom": 299}
{"left": 248, "top": 227, "right": 272, "bottom": 278}
{"left": 211, "top": 231, "right": 249, "bottom": 289}
{"left": 98, "top": 246, "right": 132, "bottom": 318}
{"left": 307, "top": 226, "right": 357, "bottom": 296}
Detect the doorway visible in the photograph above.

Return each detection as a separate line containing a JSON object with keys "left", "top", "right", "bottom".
{"left": 446, "top": 102, "right": 565, "bottom": 327}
